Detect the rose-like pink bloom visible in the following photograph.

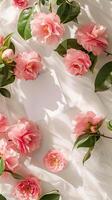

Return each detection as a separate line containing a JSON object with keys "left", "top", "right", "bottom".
{"left": 12, "top": 0, "right": 28, "bottom": 8}
{"left": 0, "top": 113, "right": 8, "bottom": 133}
{"left": 14, "top": 176, "right": 42, "bottom": 200}
{"left": 7, "top": 118, "right": 41, "bottom": 155}
{"left": 0, "top": 36, "right": 4, "bottom": 47}
{"left": 0, "top": 139, "right": 19, "bottom": 171}
{"left": 74, "top": 111, "right": 103, "bottom": 136}
{"left": 76, "top": 23, "right": 108, "bottom": 55}
{"left": 64, "top": 49, "right": 91, "bottom": 76}
{"left": 43, "top": 149, "right": 67, "bottom": 173}
{"left": 14, "top": 51, "right": 43, "bottom": 80}
{"left": 2, "top": 49, "right": 15, "bottom": 63}
{"left": 31, "top": 12, "right": 64, "bottom": 45}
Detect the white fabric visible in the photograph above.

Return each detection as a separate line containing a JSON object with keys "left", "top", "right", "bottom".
{"left": 0, "top": 0, "right": 112, "bottom": 199}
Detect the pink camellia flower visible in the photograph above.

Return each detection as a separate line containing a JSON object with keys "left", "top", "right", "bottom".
{"left": 2, "top": 49, "right": 15, "bottom": 63}
{"left": 76, "top": 23, "right": 108, "bottom": 55}
{"left": 12, "top": 0, "right": 29, "bottom": 9}
{"left": 43, "top": 149, "right": 67, "bottom": 173}
{"left": 64, "top": 49, "right": 91, "bottom": 76}
{"left": 0, "top": 139, "right": 19, "bottom": 171}
{"left": 0, "top": 113, "right": 8, "bottom": 133}
{"left": 0, "top": 36, "right": 4, "bottom": 47}
{"left": 31, "top": 12, "right": 64, "bottom": 45}
{"left": 14, "top": 51, "right": 43, "bottom": 80}
{"left": 14, "top": 176, "right": 42, "bottom": 200}
{"left": 74, "top": 111, "right": 103, "bottom": 136}
{"left": 7, "top": 118, "right": 41, "bottom": 155}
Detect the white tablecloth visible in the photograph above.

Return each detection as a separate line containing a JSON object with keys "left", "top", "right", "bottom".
{"left": 0, "top": 0, "right": 112, "bottom": 199}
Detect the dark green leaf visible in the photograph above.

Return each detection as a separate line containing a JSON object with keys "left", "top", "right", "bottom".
{"left": 40, "top": 193, "right": 60, "bottom": 200}
{"left": 0, "top": 88, "right": 11, "bottom": 98}
{"left": 74, "top": 133, "right": 100, "bottom": 148}
{"left": 83, "top": 147, "right": 93, "bottom": 164}
{"left": 57, "top": 1, "right": 80, "bottom": 24}
{"left": 0, "top": 73, "right": 15, "bottom": 87}
{"left": 89, "top": 52, "right": 97, "bottom": 72}
{"left": 39, "top": 0, "right": 45, "bottom": 5}
{"left": 0, "top": 158, "right": 5, "bottom": 175}
{"left": 17, "top": 7, "right": 33, "bottom": 40}
{"left": 57, "top": 0, "right": 65, "bottom": 5}
{"left": 9, "top": 42, "right": 15, "bottom": 53}
{"left": 0, "top": 194, "right": 7, "bottom": 200}
{"left": 55, "top": 38, "right": 83, "bottom": 56}
{"left": 95, "top": 61, "right": 112, "bottom": 92}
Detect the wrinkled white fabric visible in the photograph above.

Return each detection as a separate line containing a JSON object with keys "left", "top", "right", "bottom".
{"left": 0, "top": 0, "right": 112, "bottom": 200}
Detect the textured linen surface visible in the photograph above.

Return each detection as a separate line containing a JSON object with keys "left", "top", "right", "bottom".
{"left": 0, "top": 0, "right": 112, "bottom": 200}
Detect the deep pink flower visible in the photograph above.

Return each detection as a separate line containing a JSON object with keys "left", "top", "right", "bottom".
{"left": 0, "top": 139, "right": 19, "bottom": 171}
{"left": 0, "top": 113, "right": 8, "bottom": 133}
{"left": 76, "top": 23, "right": 108, "bottom": 55}
{"left": 2, "top": 49, "right": 15, "bottom": 63}
{"left": 43, "top": 149, "right": 67, "bottom": 173}
{"left": 0, "top": 36, "right": 4, "bottom": 47}
{"left": 7, "top": 118, "right": 41, "bottom": 155}
{"left": 12, "top": 0, "right": 28, "bottom": 8}
{"left": 14, "top": 176, "right": 42, "bottom": 200}
{"left": 74, "top": 111, "right": 103, "bottom": 136}
{"left": 31, "top": 12, "right": 64, "bottom": 44}
{"left": 14, "top": 51, "right": 43, "bottom": 80}
{"left": 64, "top": 49, "right": 91, "bottom": 76}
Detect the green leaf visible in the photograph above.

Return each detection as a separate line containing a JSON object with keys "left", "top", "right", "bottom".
{"left": 0, "top": 64, "right": 5, "bottom": 69}
{"left": 3, "top": 33, "right": 13, "bottom": 48}
{"left": 95, "top": 61, "right": 112, "bottom": 92}
{"left": 89, "top": 52, "right": 97, "bottom": 72}
{"left": 17, "top": 7, "right": 33, "bottom": 40}
{"left": 57, "top": 1, "right": 80, "bottom": 24}
{"left": 57, "top": 0, "right": 65, "bottom": 5}
{"left": 0, "top": 194, "right": 7, "bottom": 200}
{"left": 55, "top": 38, "right": 83, "bottom": 56}
{"left": 0, "top": 158, "right": 5, "bottom": 175}
{"left": 40, "top": 193, "right": 60, "bottom": 200}
{"left": 83, "top": 147, "right": 93, "bottom": 164}
{"left": 107, "top": 120, "right": 112, "bottom": 131}
{"left": 74, "top": 133, "right": 100, "bottom": 148}
{"left": 9, "top": 42, "right": 15, "bottom": 53}
{"left": 0, "top": 73, "right": 15, "bottom": 87}
{"left": 0, "top": 88, "right": 11, "bottom": 98}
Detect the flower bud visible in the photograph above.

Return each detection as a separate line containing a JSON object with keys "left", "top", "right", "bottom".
{"left": 2, "top": 49, "right": 14, "bottom": 63}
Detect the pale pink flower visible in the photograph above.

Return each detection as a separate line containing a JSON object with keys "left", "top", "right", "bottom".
{"left": 74, "top": 111, "right": 103, "bottom": 136}
{"left": 12, "top": 0, "right": 28, "bottom": 8}
{"left": 64, "top": 49, "right": 91, "bottom": 76}
{"left": 43, "top": 149, "right": 67, "bottom": 173}
{"left": 14, "top": 176, "right": 42, "bottom": 200}
{"left": 0, "top": 139, "right": 19, "bottom": 171}
{"left": 2, "top": 49, "right": 15, "bottom": 63}
{"left": 0, "top": 113, "right": 8, "bottom": 133}
{"left": 31, "top": 12, "right": 64, "bottom": 45}
{"left": 0, "top": 36, "right": 4, "bottom": 47}
{"left": 76, "top": 23, "right": 108, "bottom": 55}
{"left": 7, "top": 118, "right": 41, "bottom": 155}
{"left": 14, "top": 51, "right": 43, "bottom": 80}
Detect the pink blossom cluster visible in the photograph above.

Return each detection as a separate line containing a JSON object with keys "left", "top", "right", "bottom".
{"left": 74, "top": 111, "right": 103, "bottom": 136}
{"left": 0, "top": 114, "right": 41, "bottom": 172}
{"left": 12, "top": 0, "right": 29, "bottom": 9}
{"left": 64, "top": 23, "right": 108, "bottom": 76}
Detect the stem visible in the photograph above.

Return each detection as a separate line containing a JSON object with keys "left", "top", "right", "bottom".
{"left": 104, "top": 51, "right": 112, "bottom": 56}
{"left": 100, "top": 134, "right": 112, "bottom": 139}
